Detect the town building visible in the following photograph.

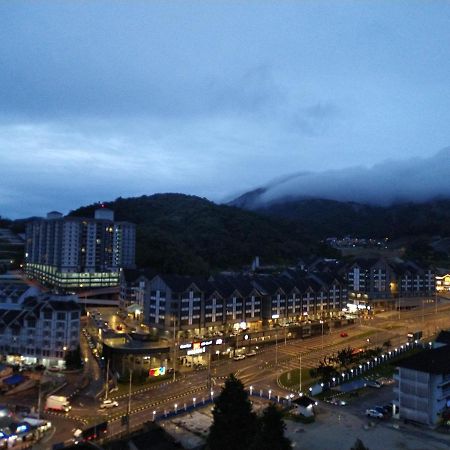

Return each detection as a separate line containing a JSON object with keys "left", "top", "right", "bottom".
{"left": 25, "top": 208, "right": 135, "bottom": 290}
{"left": 121, "top": 271, "right": 348, "bottom": 337}
{"left": 395, "top": 344, "right": 450, "bottom": 427}
{"left": 0, "top": 276, "right": 80, "bottom": 367}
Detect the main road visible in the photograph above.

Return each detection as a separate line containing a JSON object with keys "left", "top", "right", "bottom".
{"left": 44, "top": 299, "right": 450, "bottom": 447}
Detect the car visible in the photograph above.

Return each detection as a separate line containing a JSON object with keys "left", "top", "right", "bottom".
{"left": 365, "top": 380, "right": 382, "bottom": 388}
{"left": 116, "top": 324, "right": 123, "bottom": 331}
{"left": 365, "top": 408, "right": 383, "bottom": 418}
{"left": 340, "top": 332, "right": 348, "bottom": 337}
{"left": 246, "top": 350, "right": 257, "bottom": 357}
{"left": 330, "top": 398, "right": 347, "bottom": 406}
{"left": 100, "top": 399, "right": 118, "bottom": 409}
{"left": 233, "top": 354, "right": 246, "bottom": 361}
{"left": 375, "top": 405, "right": 390, "bottom": 415}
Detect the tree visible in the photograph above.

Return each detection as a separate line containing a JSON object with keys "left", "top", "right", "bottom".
{"left": 350, "top": 438, "right": 369, "bottom": 450}
{"left": 64, "top": 346, "right": 82, "bottom": 370}
{"left": 206, "top": 374, "right": 256, "bottom": 450}
{"left": 250, "top": 403, "right": 291, "bottom": 450}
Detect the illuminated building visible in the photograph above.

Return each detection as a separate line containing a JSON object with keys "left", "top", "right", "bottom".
{"left": 25, "top": 208, "right": 135, "bottom": 290}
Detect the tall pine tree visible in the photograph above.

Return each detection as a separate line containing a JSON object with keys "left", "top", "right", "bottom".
{"left": 250, "top": 403, "right": 291, "bottom": 450}
{"left": 206, "top": 374, "right": 256, "bottom": 450}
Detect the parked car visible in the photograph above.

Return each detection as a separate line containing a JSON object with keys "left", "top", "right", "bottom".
{"left": 246, "top": 350, "right": 257, "bottom": 357}
{"left": 233, "top": 354, "right": 246, "bottom": 361}
{"left": 100, "top": 399, "right": 119, "bottom": 409}
{"left": 365, "top": 379, "right": 382, "bottom": 388}
{"left": 365, "top": 408, "right": 383, "bottom": 418}
{"left": 330, "top": 398, "right": 347, "bottom": 406}
{"left": 340, "top": 332, "right": 348, "bottom": 337}
{"left": 375, "top": 405, "right": 390, "bottom": 415}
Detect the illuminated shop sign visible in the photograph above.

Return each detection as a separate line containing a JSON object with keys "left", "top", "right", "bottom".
{"left": 187, "top": 347, "right": 205, "bottom": 356}
{"left": 149, "top": 367, "right": 166, "bottom": 377}
{"left": 201, "top": 340, "right": 213, "bottom": 347}
{"left": 179, "top": 343, "right": 192, "bottom": 350}
{"left": 215, "top": 338, "right": 223, "bottom": 345}
{"left": 187, "top": 342, "right": 205, "bottom": 355}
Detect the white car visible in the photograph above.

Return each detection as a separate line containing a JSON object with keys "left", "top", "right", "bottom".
{"left": 365, "top": 408, "right": 383, "bottom": 418}
{"left": 100, "top": 399, "right": 119, "bottom": 409}
{"left": 233, "top": 354, "right": 246, "bottom": 361}
{"left": 246, "top": 350, "right": 257, "bottom": 357}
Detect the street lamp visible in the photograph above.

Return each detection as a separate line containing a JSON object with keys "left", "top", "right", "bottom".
{"left": 174, "top": 403, "right": 178, "bottom": 414}
{"left": 153, "top": 410, "right": 156, "bottom": 421}
{"left": 320, "top": 320, "right": 324, "bottom": 350}
{"left": 193, "top": 397, "right": 196, "bottom": 407}
{"left": 250, "top": 386, "right": 253, "bottom": 396}
{"left": 268, "top": 389, "right": 272, "bottom": 400}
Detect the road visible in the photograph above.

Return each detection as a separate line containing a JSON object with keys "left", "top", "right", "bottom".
{"left": 39, "top": 300, "right": 450, "bottom": 448}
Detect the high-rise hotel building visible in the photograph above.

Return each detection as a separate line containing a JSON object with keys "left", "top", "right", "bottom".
{"left": 25, "top": 208, "right": 135, "bottom": 290}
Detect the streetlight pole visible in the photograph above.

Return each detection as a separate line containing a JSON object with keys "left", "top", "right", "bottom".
{"left": 320, "top": 320, "right": 324, "bottom": 350}
{"left": 299, "top": 353, "right": 302, "bottom": 393}
{"left": 275, "top": 332, "right": 278, "bottom": 365}
{"left": 173, "top": 316, "right": 177, "bottom": 382}
{"left": 127, "top": 369, "right": 132, "bottom": 435}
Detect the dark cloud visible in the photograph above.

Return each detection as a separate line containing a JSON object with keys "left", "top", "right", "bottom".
{"left": 255, "top": 148, "right": 450, "bottom": 206}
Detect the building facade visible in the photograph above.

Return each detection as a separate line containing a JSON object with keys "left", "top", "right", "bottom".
{"left": 0, "top": 277, "right": 80, "bottom": 367}
{"left": 395, "top": 345, "right": 450, "bottom": 427}
{"left": 123, "top": 271, "right": 348, "bottom": 337}
{"left": 25, "top": 209, "right": 135, "bottom": 290}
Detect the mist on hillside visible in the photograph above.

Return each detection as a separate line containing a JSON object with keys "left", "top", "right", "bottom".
{"left": 231, "top": 147, "right": 450, "bottom": 208}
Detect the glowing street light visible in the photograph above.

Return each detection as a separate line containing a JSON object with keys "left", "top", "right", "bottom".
{"left": 153, "top": 410, "right": 156, "bottom": 421}
{"left": 268, "top": 389, "right": 272, "bottom": 400}
{"left": 193, "top": 397, "right": 196, "bottom": 407}
{"left": 250, "top": 386, "right": 253, "bottom": 396}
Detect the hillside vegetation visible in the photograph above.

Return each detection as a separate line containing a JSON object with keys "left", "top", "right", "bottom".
{"left": 69, "top": 194, "right": 330, "bottom": 274}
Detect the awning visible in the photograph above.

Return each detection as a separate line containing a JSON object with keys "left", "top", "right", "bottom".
{"left": 2, "top": 374, "right": 25, "bottom": 386}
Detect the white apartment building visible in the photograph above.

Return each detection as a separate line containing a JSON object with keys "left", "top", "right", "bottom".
{"left": 395, "top": 345, "right": 450, "bottom": 427}
{"left": 25, "top": 208, "right": 135, "bottom": 290}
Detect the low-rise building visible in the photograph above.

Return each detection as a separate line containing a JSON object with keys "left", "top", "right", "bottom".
{"left": 0, "top": 276, "right": 80, "bottom": 367}
{"left": 395, "top": 345, "right": 450, "bottom": 427}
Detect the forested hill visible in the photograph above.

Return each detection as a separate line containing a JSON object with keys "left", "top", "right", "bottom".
{"left": 69, "top": 194, "right": 326, "bottom": 275}
{"left": 229, "top": 196, "right": 450, "bottom": 239}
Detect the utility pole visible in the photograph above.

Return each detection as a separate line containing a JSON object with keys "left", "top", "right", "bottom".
{"left": 275, "top": 332, "right": 278, "bottom": 365}
{"left": 173, "top": 316, "right": 177, "bottom": 382}
{"left": 207, "top": 348, "right": 212, "bottom": 390}
{"left": 320, "top": 320, "right": 324, "bottom": 350}
{"left": 299, "top": 353, "right": 302, "bottom": 394}
{"left": 37, "top": 380, "right": 42, "bottom": 420}
{"left": 104, "top": 358, "right": 110, "bottom": 401}
{"left": 126, "top": 369, "right": 132, "bottom": 435}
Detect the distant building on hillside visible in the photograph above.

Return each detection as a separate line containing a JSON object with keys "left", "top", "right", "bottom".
{"left": 25, "top": 208, "right": 135, "bottom": 290}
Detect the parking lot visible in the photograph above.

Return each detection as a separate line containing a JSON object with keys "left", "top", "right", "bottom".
{"left": 287, "top": 385, "right": 450, "bottom": 450}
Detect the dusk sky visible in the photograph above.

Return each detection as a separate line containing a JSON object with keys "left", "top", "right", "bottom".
{"left": 1, "top": 1, "right": 450, "bottom": 218}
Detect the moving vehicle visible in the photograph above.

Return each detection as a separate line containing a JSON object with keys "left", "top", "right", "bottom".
{"left": 45, "top": 396, "right": 71, "bottom": 413}
{"left": 100, "top": 399, "right": 119, "bottom": 409}
{"left": 365, "top": 379, "right": 382, "bottom": 388}
{"left": 233, "top": 354, "right": 246, "bottom": 361}
{"left": 365, "top": 408, "right": 383, "bottom": 418}
{"left": 73, "top": 422, "right": 108, "bottom": 444}
{"left": 246, "top": 350, "right": 257, "bottom": 357}
{"left": 407, "top": 330, "right": 423, "bottom": 342}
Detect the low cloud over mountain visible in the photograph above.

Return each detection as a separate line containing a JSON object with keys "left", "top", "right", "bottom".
{"left": 230, "top": 148, "right": 450, "bottom": 208}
